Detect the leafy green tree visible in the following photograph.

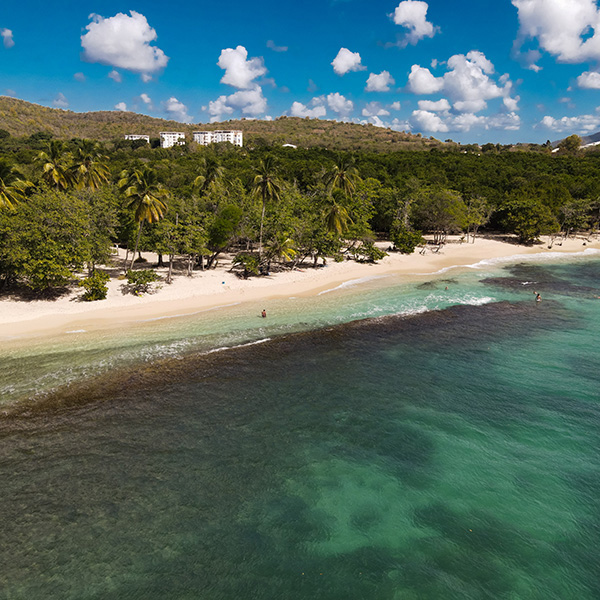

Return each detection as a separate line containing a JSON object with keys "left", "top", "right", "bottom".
{"left": 0, "top": 188, "right": 90, "bottom": 291}
{"left": 126, "top": 269, "right": 160, "bottom": 295}
{"left": 499, "top": 193, "right": 559, "bottom": 244}
{"left": 411, "top": 186, "right": 467, "bottom": 244}
{"left": 558, "top": 134, "right": 581, "bottom": 155}
{"left": 206, "top": 204, "right": 243, "bottom": 268}
{"left": 79, "top": 270, "right": 110, "bottom": 301}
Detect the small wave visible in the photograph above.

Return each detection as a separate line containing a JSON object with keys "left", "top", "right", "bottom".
{"left": 468, "top": 248, "right": 600, "bottom": 270}
{"left": 205, "top": 337, "right": 272, "bottom": 355}
{"left": 317, "top": 275, "right": 389, "bottom": 296}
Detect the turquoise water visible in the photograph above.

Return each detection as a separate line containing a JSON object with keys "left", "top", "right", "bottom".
{"left": 1, "top": 253, "right": 600, "bottom": 599}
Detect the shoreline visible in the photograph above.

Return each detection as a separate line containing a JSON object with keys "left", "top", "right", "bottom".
{"left": 2, "top": 235, "right": 599, "bottom": 341}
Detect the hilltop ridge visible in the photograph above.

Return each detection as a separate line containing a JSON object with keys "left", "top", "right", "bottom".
{"left": 0, "top": 97, "right": 440, "bottom": 152}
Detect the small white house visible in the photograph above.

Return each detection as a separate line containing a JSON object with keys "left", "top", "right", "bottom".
{"left": 160, "top": 132, "right": 186, "bottom": 148}
{"left": 124, "top": 134, "right": 150, "bottom": 143}
{"left": 193, "top": 130, "right": 243, "bottom": 147}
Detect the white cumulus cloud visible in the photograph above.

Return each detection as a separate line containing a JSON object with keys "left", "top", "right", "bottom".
{"left": 362, "top": 101, "right": 390, "bottom": 117}
{"left": 327, "top": 92, "right": 354, "bottom": 116}
{"left": 411, "top": 110, "right": 449, "bottom": 132}
{"left": 541, "top": 113, "right": 600, "bottom": 133}
{"left": 577, "top": 70, "right": 600, "bottom": 88}
{"left": 115, "top": 102, "right": 127, "bottom": 111}
{"left": 390, "top": 101, "right": 402, "bottom": 110}
{"left": 332, "top": 48, "right": 366, "bottom": 76}
{"left": 408, "top": 51, "right": 517, "bottom": 114}
{"left": 218, "top": 46, "right": 267, "bottom": 89}
{"left": 165, "top": 97, "right": 192, "bottom": 123}
{"left": 1, "top": 28, "right": 14, "bottom": 49}
{"left": 391, "top": 1, "right": 438, "bottom": 46}
{"left": 290, "top": 99, "right": 326, "bottom": 118}
{"left": 108, "top": 69, "right": 122, "bottom": 83}
{"left": 53, "top": 93, "right": 69, "bottom": 109}
{"left": 81, "top": 11, "right": 168, "bottom": 77}
{"left": 207, "top": 86, "right": 267, "bottom": 122}
{"left": 366, "top": 71, "right": 395, "bottom": 92}
{"left": 512, "top": 0, "right": 600, "bottom": 68}
{"left": 140, "top": 93, "right": 153, "bottom": 108}
{"left": 417, "top": 99, "right": 451, "bottom": 112}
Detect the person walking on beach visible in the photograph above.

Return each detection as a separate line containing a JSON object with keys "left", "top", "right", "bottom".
{"left": 261, "top": 309, "right": 267, "bottom": 318}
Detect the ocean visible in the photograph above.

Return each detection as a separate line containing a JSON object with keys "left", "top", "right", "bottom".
{"left": 1, "top": 251, "right": 599, "bottom": 599}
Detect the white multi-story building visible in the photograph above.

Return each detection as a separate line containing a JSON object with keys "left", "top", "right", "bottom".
{"left": 160, "top": 132, "right": 186, "bottom": 148}
{"left": 193, "top": 130, "right": 243, "bottom": 147}
{"left": 124, "top": 134, "right": 150, "bottom": 143}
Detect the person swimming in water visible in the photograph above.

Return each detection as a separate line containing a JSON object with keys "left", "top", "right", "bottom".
{"left": 261, "top": 309, "right": 267, "bottom": 318}
{"left": 536, "top": 293, "right": 542, "bottom": 302}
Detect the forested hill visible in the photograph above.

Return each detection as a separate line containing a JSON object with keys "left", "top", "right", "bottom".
{"left": 0, "top": 96, "right": 440, "bottom": 152}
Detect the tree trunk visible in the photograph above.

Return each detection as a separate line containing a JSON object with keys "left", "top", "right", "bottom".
{"left": 167, "top": 254, "right": 174, "bottom": 284}
{"left": 258, "top": 200, "right": 266, "bottom": 260}
{"left": 157, "top": 253, "right": 165, "bottom": 267}
{"left": 130, "top": 221, "right": 144, "bottom": 270}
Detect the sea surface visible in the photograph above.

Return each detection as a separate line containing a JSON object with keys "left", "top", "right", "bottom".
{"left": 1, "top": 251, "right": 600, "bottom": 599}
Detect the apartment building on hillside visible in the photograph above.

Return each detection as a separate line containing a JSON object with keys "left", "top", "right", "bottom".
{"left": 193, "top": 130, "right": 243, "bottom": 147}
{"left": 160, "top": 131, "right": 186, "bottom": 148}
{"left": 124, "top": 134, "right": 150, "bottom": 143}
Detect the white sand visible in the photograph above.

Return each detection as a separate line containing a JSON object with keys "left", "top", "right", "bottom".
{"left": 2, "top": 235, "right": 599, "bottom": 340}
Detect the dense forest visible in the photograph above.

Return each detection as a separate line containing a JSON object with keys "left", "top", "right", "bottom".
{"left": 1, "top": 125, "right": 599, "bottom": 298}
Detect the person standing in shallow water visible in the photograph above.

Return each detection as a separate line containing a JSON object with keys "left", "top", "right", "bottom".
{"left": 536, "top": 293, "right": 542, "bottom": 302}
{"left": 261, "top": 309, "right": 267, "bottom": 318}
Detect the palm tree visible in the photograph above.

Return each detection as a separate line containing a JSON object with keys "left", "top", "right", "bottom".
{"left": 193, "top": 157, "right": 225, "bottom": 194}
{"left": 264, "top": 233, "right": 297, "bottom": 270}
{"left": 325, "top": 200, "right": 352, "bottom": 235}
{"left": 323, "top": 156, "right": 360, "bottom": 198}
{"left": 0, "top": 160, "right": 33, "bottom": 210}
{"left": 119, "top": 166, "right": 169, "bottom": 269}
{"left": 70, "top": 140, "right": 110, "bottom": 190}
{"left": 252, "top": 156, "right": 281, "bottom": 260}
{"left": 37, "top": 140, "right": 73, "bottom": 190}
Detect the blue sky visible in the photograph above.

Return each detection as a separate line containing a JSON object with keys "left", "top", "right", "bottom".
{"left": 3, "top": 0, "right": 600, "bottom": 143}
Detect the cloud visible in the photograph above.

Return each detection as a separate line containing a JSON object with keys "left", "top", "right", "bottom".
{"left": 327, "top": 92, "right": 354, "bottom": 116}
{"left": 390, "top": 101, "right": 402, "bottom": 110}
{"left": 411, "top": 110, "right": 449, "bottom": 132}
{"left": 307, "top": 79, "right": 318, "bottom": 92}
{"left": 391, "top": 1, "right": 438, "bottom": 46}
{"left": 362, "top": 101, "right": 390, "bottom": 117}
{"left": 366, "top": 71, "right": 395, "bottom": 92}
{"left": 164, "top": 97, "right": 192, "bottom": 123}
{"left": 407, "top": 51, "right": 517, "bottom": 114}
{"left": 81, "top": 11, "right": 168, "bottom": 76}
{"left": 108, "top": 69, "right": 122, "bottom": 83}
{"left": 1, "top": 28, "right": 14, "bottom": 49}
{"left": 115, "top": 102, "right": 127, "bottom": 111}
{"left": 290, "top": 99, "right": 326, "bottom": 118}
{"left": 418, "top": 98, "right": 451, "bottom": 111}
{"left": 73, "top": 72, "right": 86, "bottom": 82}
{"left": 409, "top": 106, "right": 521, "bottom": 133}
{"left": 541, "top": 113, "right": 600, "bottom": 133}
{"left": 267, "top": 40, "right": 288, "bottom": 52}
{"left": 53, "top": 93, "right": 69, "bottom": 109}
{"left": 218, "top": 46, "right": 267, "bottom": 89}
{"left": 207, "top": 86, "right": 267, "bottom": 122}
{"left": 140, "top": 93, "right": 153, "bottom": 108}
{"left": 512, "top": 0, "right": 600, "bottom": 67}
{"left": 331, "top": 48, "right": 366, "bottom": 75}
{"left": 577, "top": 70, "right": 600, "bottom": 88}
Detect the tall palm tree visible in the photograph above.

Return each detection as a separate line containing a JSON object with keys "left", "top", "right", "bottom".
{"left": 37, "top": 140, "right": 73, "bottom": 190}
{"left": 70, "top": 140, "right": 110, "bottom": 190}
{"left": 252, "top": 156, "right": 281, "bottom": 260}
{"left": 0, "top": 160, "right": 33, "bottom": 210}
{"left": 119, "top": 166, "right": 169, "bottom": 269}
{"left": 325, "top": 200, "right": 352, "bottom": 235}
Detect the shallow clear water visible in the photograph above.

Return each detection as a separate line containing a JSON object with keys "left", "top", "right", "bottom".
{"left": 1, "top": 253, "right": 600, "bottom": 599}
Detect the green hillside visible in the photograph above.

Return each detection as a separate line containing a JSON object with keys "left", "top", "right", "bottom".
{"left": 0, "top": 96, "right": 441, "bottom": 152}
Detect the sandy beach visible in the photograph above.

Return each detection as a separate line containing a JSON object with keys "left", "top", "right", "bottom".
{"left": 2, "top": 235, "right": 599, "bottom": 341}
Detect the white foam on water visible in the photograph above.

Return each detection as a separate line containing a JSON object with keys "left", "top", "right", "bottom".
{"left": 317, "top": 275, "right": 389, "bottom": 296}
{"left": 66, "top": 329, "right": 87, "bottom": 334}
{"left": 205, "top": 337, "right": 272, "bottom": 355}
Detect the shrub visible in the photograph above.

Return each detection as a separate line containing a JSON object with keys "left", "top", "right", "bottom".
{"left": 126, "top": 269, "right": 160, "bottom": 295}
{"left": 391, "top": 227, "right": 425, "bottom": 254}
{"left": 79, "top": 270, "right": 110, "bottom": 301}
